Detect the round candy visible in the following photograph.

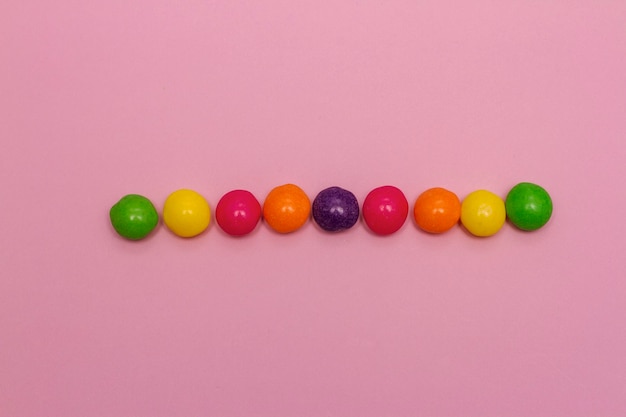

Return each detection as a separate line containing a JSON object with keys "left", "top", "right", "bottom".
{"left": 263, "top": 184, "right": 311, "bottom": 233}
{"left": 109, "top": 194, "right": 159, "bottom": 240}
{"left": 312, "top": 186, "right": 360, "bottom": 232}
{"left": 215, "top": 189, "right": 262, "bottom": 236}
{"left": 362, "top": 185, "right": 409, "bottom": 235}
{"left": 505, "top": 182, "right": 553, "bottom": 231}
{"left": 163, "top": 189, "right": 211, "bottom": 237}
{"left": 460, "top": 190, "right": 506, "bottom": 237}
{"left": 413, "top": 187, "right": 461, "bottom": 233}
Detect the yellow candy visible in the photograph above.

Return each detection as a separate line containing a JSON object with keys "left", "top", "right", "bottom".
{"left": 460, "top": 190, "right": 506, "bottom": 237}
{"left": 163, "top": 189, "right": 211, "bottom": 237}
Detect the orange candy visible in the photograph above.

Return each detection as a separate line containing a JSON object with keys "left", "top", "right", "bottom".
{"left": 413, "top": 187, "right": 461, "bottom": 233}
{"left": 263, "top": 184, "right": 311, "bottom": 233}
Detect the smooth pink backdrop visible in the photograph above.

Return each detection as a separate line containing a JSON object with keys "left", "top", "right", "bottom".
{"left": 2, "top": 1, "right": 625, "bottom": 416}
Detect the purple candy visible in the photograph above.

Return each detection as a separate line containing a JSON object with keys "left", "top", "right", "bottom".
{"left": 312, "top": 186, "right": 360, "bottom": 232}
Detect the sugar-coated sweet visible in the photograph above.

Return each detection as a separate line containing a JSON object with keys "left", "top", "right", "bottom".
{"left": 460, "top": 190, "right": 506, "bottom": 237}
{"left": 216, "top": 190, "right": 262, "bottom": 236}
{"left": 109, "top": 194, "right": 159, "bottom": 240}
{"left": 505, "top": 182, "right": 553, "bottom": 231}
{"left": 263, "top": 184, "right": 311, "bottom": 233}
{"left": 362, "top": 185, "right": 409, "bottom": 235}
{"left": 312, "top": 186, "right": 360, "bottom": 232}
{"left": 163, "top": 189, "right": 211, "bottom": 237}
{"left": 413, "top": 187, "right": 461, "bottom": 233}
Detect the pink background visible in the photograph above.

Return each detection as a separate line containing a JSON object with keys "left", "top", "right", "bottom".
{"left": 2, "top": 1, "right": 625, "bottom": 416}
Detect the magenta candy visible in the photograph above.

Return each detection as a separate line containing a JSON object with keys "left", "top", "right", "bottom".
{"left": 362, "top": 185, "right": 409, "bottom": 235}
{"left": 215, "top": 190, "right": 262, "bottom": 236}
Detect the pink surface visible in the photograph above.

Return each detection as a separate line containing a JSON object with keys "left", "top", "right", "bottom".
{"left": 2, "top": 1, "right": 626, "bottom": 416}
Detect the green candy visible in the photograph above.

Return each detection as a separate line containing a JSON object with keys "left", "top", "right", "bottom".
{"left": 505, "top": 182, "right": 553, "bottom": 231}
{"left": 109, "top": 194, "right": 159, "bottom": 240}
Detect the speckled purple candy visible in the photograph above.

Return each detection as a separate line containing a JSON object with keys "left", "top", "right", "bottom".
{"left": 312, "top": 186, "right": 360, "bottom": 232}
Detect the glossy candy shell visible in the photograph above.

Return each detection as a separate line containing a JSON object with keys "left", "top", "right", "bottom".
{"left": 505, "top": 182, "right": 553, "bottom": 231}
{"left": 413, "top": 187, "right": 461, "bottom": 233}
{"left": 263, "top": 184, "right": 311, "bottom": 233}
{"left": 460, "top": 190, "right": 506, "bottom": 237}
{"left": 109, "top": 194, "right": 159, "bottom": 240}
{"left": 362, "top": 185, "right": 409, "bottom": 235}
{"left": 163, "top": 189, "right": 211, "bottom": 238}
{"left": 216, "top": 190, "right": 262, "bottom": 236}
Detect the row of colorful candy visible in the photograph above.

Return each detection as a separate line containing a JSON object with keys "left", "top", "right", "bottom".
{"left": 109, "top": 182, "right": 553, "bottom": 240}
